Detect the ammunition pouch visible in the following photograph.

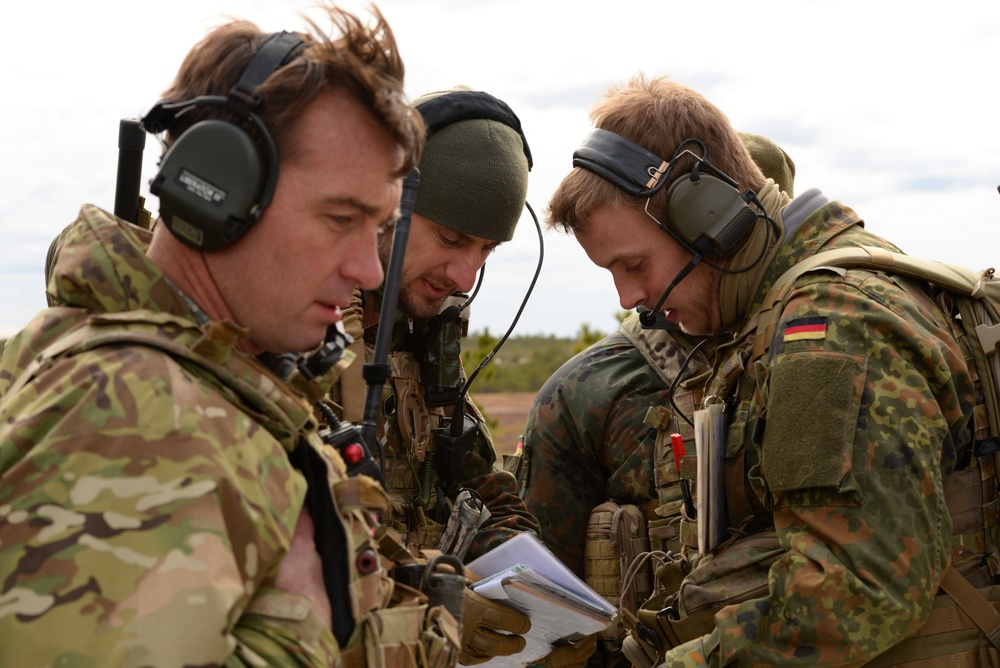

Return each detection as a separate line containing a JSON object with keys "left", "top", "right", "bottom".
{"left": 347, "top": 536, "right": 463, "bottom": 667}
{"left": 622, "top": 530, "right": 780, "bottom": 661}
{"left": 341, "top": 583, "right": 461, "bottom": 668}
{"left": 585, "top": 500, "right": 652, "bottom": 644}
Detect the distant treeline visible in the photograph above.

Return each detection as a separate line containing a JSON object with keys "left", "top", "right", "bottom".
{"left": 460, "top": 322, "right": 614, "bottom": 393}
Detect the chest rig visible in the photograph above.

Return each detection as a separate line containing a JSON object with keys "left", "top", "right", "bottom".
{"left": 1, "top": 310, "right": 451, "bottom": 660}
{"left": 358, "top": 310, "right": 490, "bottom": 556}
{"left": 623, "top": 252, "right": 1000, "bottom": 667}
{"left": 617, "top": 317, "right": 711, "bottom": 555}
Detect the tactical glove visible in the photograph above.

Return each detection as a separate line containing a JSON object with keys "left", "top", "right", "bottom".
{"left": 459, "top": 587, "right": 531, "bottom": 665}
{"left": 534, "top": 634, "right": 597, "bottom": 668}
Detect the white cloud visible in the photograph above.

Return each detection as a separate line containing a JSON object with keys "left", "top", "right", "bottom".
{"left": 2, "top": 0, "right": 998, "bottom": 339}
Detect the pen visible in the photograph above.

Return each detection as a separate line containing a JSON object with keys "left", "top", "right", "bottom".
{"left": 670, "top": 432, "right": 685, "bottom": 470}
{"left": 671, "top": 432, "right": 697, "bottom": 520}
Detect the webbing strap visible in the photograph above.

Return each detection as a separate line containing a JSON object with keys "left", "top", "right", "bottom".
{"left": 341, "top": 644, "right": 365, "bottom": 668}
{"left": 752, "top": 246, "right": 992, "bottom": 360}
{"left": 940, "top": 566, "right": 1000, "bottom": 650}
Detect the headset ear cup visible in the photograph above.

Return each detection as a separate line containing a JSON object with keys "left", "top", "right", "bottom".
{"left": 666, "top": 174, "right": 757, "bottom": 257}
{"left": 150, "top": 120, "right": 266, "bottom": 251}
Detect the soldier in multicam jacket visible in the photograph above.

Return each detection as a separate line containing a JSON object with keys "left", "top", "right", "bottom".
{"left": 327, "top": 87, "right": 544, "bottom": 665}
{"left": 0, "top": 7, "right": 455, "bottom": 667}
{"left": 544, "top": 74, "right": 979, "bottom": 666}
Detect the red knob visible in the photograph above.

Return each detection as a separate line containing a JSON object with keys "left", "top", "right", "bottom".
{"left": 343, "top": 443, "right": 364, "bottom": 464}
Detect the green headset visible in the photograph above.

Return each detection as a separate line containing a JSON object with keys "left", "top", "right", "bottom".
{"left": 140, "top": 31, "right": 306, "bottom": 251}
{"left": 573, "top": 128, "right": 759, "bottom": 258}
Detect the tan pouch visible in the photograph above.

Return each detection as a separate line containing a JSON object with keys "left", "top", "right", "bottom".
{"left": 641, "top": 531, "right": 782, "bottom": 651}
{"left": 863, "top": 584, "right": 1000, "bottom": 668}
{"left": 585, "top": 500, "right": 652, "bottom": 642}
{"left": 353, "top": 580, "right": 460, "bottom": 668}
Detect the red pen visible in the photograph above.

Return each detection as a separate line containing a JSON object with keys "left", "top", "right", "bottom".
{"left": 670, "top": 432, "right": 686, "bottom": 471}
{"left": 671, "top": 432, "right": 697, "bottom": 519}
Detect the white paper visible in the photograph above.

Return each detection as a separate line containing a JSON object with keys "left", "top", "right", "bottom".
{"left": 694, "top": 402, "right": 727, "bottom": 554}
{"left": 466, "top": 531, "right": 614, "bottom": 614}
{"left": 465, "top": 533, "right": 615, "bottom": 667}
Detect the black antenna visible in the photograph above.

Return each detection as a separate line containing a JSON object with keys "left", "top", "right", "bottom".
{"left": 361, "top": 168, "right": 420, "bottom": 481}
{"left": 114, "top": 118, "right": 146, "bottom": 224}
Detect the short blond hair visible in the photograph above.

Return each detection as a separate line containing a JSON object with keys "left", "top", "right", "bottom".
{"left": 548, "top": 74, "right": 764, "bottom": 233}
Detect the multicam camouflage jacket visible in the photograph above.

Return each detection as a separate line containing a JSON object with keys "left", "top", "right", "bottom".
{"left": 328, "top": 289, "right": 538, "bottom": 562}
{"left": 521, "top": 314, "right": 707, "bottom": 577}
{"left": 0, "top": 206, "right": 395, "bottom": 666}
{"left": 663, "top": 195, "right": 975, "bottom": 666}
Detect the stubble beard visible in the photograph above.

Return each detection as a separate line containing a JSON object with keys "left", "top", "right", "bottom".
{"left": 671, "top": 265, "right": 724, "bottom": 337}
{"left": 395, "top": 285, "right": 446, "bottom": 319}
{"left": 377, "top": 235, "right": 438, "bottom": 319}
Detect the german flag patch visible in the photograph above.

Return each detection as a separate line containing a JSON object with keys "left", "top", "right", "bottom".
{"left": 782, "top": 316, "right": 828, "bottom": 343}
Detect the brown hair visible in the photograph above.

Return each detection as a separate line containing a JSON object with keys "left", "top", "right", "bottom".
{"left": 158, "top": 3, "right": 423, "bottom": 176}
{"left": 548, "top": 74, "right": 764, "bottom": 233}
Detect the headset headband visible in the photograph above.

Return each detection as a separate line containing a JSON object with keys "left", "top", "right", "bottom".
{"left": 416, "top": 90, "right": 533, "bottom": 170}
{"left": 572, "top": 128, "right": 671, "bottom": 198}
{"left": 141, "top": 31, "right": 306, "bottom": 134}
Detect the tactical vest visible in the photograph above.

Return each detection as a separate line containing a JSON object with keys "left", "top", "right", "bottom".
{"left": 6, "top": 310, "right": 460, "bottom": 667}
{"left": 622, "top": 250, "right": 1000, "bottom": 667}
{"left": 336, "top": 325, "right": 495, "bottom": 560}
{"left": 582, "top": 317, "right": 707, "bottom": 655}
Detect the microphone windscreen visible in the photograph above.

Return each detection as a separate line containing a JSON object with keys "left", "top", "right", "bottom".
{"left": 639, "top": 310, "right": 658, "bottom": 328}
{"left": 436, "top": 306, "right": 461, "bottom": 323}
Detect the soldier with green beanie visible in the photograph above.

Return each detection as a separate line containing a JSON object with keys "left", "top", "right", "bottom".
{"left": 325, "top": 86, "right": 553, "bottom": 666}
{"left": 518, "top": 132, "right": 796, "bottom": 668}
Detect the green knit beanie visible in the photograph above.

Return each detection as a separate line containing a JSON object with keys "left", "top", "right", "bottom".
{"left": 412, "top": 87, "right": 530, "bottom": 242}
{"left": 738, "top": 132, "right": 796, "bottom": 197}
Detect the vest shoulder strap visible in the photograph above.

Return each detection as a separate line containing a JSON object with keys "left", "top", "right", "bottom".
{"left": 753, "top": 246, "right": 999, "bottom": 437}
{"left": 754, "top": 246, "right": 1000, "bottom": 647}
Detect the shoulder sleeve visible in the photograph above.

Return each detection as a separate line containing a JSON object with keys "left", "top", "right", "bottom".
{"left": 681, "top": 270, "right": 971, "bottom": 665}
{"left": 0, "top": 347, "right": 338, "bottom": 666}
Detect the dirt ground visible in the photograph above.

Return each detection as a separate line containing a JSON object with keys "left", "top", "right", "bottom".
{"left": 472, "top": 392, "right": 537, "bottom": 456}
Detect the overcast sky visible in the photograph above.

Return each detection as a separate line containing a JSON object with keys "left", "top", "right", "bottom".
{"left": 2, "top": 0, "right": 998, "bottom": 340}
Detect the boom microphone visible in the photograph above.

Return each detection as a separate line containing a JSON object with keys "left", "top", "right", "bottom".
{"left": 638, "top": 254, "right": 702, "bottom": 328}
{"left": 436, "top": 265, "right": 485, "bottom": 324}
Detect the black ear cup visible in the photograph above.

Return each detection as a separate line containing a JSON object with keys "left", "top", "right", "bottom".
{"left": 572, "top": 128, "right": 758, "bottom": 257}
{"left": 665, "top": 173, "right": 757, "bottom": 257}
{"left": 142, "top": 31, "right": 304, "bottom": 251}
{"left": 149, "top": 120, "right": 267, "bottom": 251}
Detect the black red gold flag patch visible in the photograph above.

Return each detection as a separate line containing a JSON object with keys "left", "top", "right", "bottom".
{"left": 782, "top": 316, "right": 828, "bottom": 342}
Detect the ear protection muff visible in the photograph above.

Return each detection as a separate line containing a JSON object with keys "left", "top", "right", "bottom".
{"left": 140, "top": 31, "right": 306, "bottom": 251}
{"left": 573, "top": 128, "right": 758, "bottom": 257}
{"left": 663, "top": 162, "right": 759, "bottom": 257}
{"left": 415, "top": 89, "right": 533, "bottom": 169}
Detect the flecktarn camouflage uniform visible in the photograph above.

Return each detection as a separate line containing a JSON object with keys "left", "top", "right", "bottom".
{"left": 0, "top": 206, "right": 457, "bottom": 667}
{"left": 659, "top": 194, "right": 976, "bottom": 666}
{"left": 521, "top": 314, "right": 710, "bottom": 667}
{"left": 521, "top": 315, "right": 705, "bottom": 577}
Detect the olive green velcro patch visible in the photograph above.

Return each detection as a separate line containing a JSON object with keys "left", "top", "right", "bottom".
{"left": 761, "top": 351, "right": 867, "bottom": 496}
